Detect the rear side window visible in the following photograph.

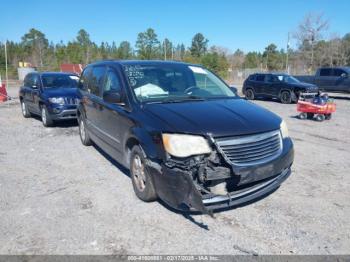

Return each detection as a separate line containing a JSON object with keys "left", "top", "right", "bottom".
{"left": 255, "top": 74, "right": 265, "bottom": 82}
{"left": 90, "top": 66, "right": 106, "bottom": 96}
{"left": 79, "top": 67, "right": 92, "bottom": 90}
{"left": 248, "top": 75, "right": 256, "bottom": 81}
{"left": 320, "top": 68, "right": 332, "bottom": 76}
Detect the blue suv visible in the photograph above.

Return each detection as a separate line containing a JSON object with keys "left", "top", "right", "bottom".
{"left": 19, "top": 72, "right": 80, "bottom": 126}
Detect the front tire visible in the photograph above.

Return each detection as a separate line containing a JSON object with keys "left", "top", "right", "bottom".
{"left": 41, "top": 105, "right": 53, "bottom": 127}
{"left": 21, "top": 100, "right": 31, "bottom": 118}
{"left": 315, "top": 114, "right": 325, "bottom": 122}
{"left": 280, "top": 91, "right": 292, "bottom": 104}
{"left": 130, "top": 145, "right": 157, "bottom": 202}
{"left": 245, "top": 88, "right": 255, "bottom": 100}
{"left": 78, "top": 114, "right": 92, "bottom": 146}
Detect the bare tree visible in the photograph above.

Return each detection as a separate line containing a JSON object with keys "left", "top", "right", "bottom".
{"left": 294, "top": 12, "right": 329, "bottom": 72}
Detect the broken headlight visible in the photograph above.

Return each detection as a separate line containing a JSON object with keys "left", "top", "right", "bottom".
{"left": 280, "top": 120, "right": 289, "bottom": 138}
{"left": 162, "top": 133, "right": 211, "bottom": 158}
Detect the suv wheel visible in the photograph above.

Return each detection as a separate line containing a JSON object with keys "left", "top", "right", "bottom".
{"left": 280, "top": 91, "right": 292, "bottom": 104}
{"left": 78, "top": 115, "right": 92, "bottom": 146}
{"left": 41, "top": 105, "right": 53, "bottom": 127}
{"left": 245, "top": 89, "right": 255, "bottom": 100}
{"left": 130, "top": 145, "right": 157, "bottom": 202}
{"left": 21, "top": 100, "right": 31, "bottom": 118}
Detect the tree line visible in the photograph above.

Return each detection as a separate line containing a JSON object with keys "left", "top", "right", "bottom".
{"left": 1, "top": 12, "right": 350, "bottom": 80}
{"left": 0, "top": 28, "right": 228, "bottom": 79}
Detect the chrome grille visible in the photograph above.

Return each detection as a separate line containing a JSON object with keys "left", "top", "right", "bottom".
{"left": 64, "top": 97, "right": 79, "bottom": 105}
{"left": 215, "top": 130, "right": 282, "bottom": 166}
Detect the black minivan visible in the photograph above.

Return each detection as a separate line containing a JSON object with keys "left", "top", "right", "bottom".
{"left": 77, "top": 60, "right": 294, "bottom": 215}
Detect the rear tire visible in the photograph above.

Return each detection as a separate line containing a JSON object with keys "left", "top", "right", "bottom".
{"left": 325, "top": 114, "right": 332, "bottom": 120}
{"left": 245, "top": 89, "right": 255, "bottom": 100}
{"left": 41, "top": 105, "right": 53, "bottom": 127}
{"left": 78, "top": 114, "right": 92, "bottom": 146}
{"left": 130, "top": 145, "right": 157, "bottom": 202}
{"left": 280, "top": 91, "right": 292, "bottom": 104}
{"left": 21, "top": 100, "right": 31, "bottom": 118}
{"left": 315, "top": 114, "right": 325, "bottom": 122}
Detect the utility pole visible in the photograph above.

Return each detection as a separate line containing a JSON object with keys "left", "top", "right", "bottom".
{"left": 4, "top": 40, "right": 8, "bottom": 87}
{"left": 286, "top": 32, "right": 290, "bottom": 74}
{"left": 164, "top": 40, "right": 167, "bottom": 60}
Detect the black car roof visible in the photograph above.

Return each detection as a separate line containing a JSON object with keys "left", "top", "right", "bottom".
{"left": 33, "top": 72, "right": 79, "bottom": 76}
{"left": 252, "top": 72, "right": 289, "bottom": 76}
{"left": 42, "top": 72, "right": 78, "bottom": 76}
{"left": 87, "top": 59, "right": 201, "bottom": 68}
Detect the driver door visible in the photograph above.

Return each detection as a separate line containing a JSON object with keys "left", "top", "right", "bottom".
{"left": 264, "top": 75, "right": 281, "bottom": 97}
{"left": 98, "top": 66, "right": 130, "bottom": 162}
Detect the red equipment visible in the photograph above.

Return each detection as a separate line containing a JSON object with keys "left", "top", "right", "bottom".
{"left": 297, "top": 96, "right": 336, "bottom": 122}
{"left": 0, "top": 83, "right": 7, "bottom": 102}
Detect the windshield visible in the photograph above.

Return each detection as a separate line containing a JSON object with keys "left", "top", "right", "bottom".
{"left": 122, "top": 64, "right": 235, "bottom": 103}
{"left": 276, "top": 75, "right": 300, "bottom": 84}
{"left": 41, "top": 74, "right": 79, "bottom": 88}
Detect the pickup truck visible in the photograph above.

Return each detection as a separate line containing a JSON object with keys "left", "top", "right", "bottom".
{"left": 294, "top": 67, "right": 350, "bottom": 93}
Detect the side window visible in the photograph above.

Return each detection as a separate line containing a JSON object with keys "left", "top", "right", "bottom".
{"left": 24, "top": 74, "right": 32, "bottom": 87}
{"left": 90, "top": 66, "right": 106, "bottom": 96}
{"left": 269, "top": 75, "right": 280, "bottom": 82}
{"left": 255, "top": 74, "right": 265, "bottom": 82}
{"left": 333, "top": 69, "right": 346, "bottom": 77}
{"left": 103, "top": 68, "right": 122, "bottom": 93}
{"left": 79, "top": 67, "right": 92, "bottom": 90}
{"left": 32, "top": 75, "right": 40, "bottom": 87}
{"left": 320, "top": 68, "right": 332, "bottom": 76}
{"left": 248, "top": 75, "right": 256, "bottom": 81}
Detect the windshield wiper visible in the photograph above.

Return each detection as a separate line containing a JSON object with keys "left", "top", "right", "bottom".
{"left": 147, "top": 96, "right": 206, "bottom": 104}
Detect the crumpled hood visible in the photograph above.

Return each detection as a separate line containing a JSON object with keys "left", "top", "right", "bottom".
{"left": 43, "top": 87, "right": 78, "bottom": 98}
{"left": 144, "top": 98, "right": 282, "bottom": 137}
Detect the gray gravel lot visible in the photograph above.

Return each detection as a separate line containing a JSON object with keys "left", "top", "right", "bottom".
{"left": 0, "top": 86, "right": 349, "bottom": 255}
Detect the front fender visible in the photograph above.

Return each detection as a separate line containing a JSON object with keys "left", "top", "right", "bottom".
{"left": 126, "top": 127, "right": 161, "bottom": 160}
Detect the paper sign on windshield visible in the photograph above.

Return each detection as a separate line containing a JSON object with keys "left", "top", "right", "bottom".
{"left": 189, "top": 66, "right": 208, "bottom": 75}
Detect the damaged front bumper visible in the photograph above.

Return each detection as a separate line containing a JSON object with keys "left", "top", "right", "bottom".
{"left": 146, "top": 137, "right": 294, "bottom": 215}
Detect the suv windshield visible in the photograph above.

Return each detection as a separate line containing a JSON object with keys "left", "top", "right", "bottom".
{"left": 122, "top": 64, "right": 235, "bottom": 103}
{"left": 41, "top": 74, "right": 79, "bottom": 88}
{"left": 276, "top": 75, "right": 300, "bottom": 84}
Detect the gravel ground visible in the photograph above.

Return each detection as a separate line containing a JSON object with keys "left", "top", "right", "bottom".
{"left": 0, "top": 86, "right": 349, "bottom": 255}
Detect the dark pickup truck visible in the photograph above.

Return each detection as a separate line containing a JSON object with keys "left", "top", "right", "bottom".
{"left": 294, "top": 67, "right": 350, "bottom": 93}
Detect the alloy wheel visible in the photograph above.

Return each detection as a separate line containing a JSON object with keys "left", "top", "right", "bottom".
{"left": 79, "top": 119, "right": 86, "bottom": 141}
{"left": 41, "top": 108, "right": 47, "bottom": 125}
{"left": 132, "top": 154, "right": 146, "bottom": 192}
{"left": 21, "top": 102, "right": 26, "bottom": 116}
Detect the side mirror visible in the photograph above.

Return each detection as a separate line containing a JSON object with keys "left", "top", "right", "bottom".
{"left": 229, "top": 86, "right": 238, "bottom": 95}
{"left": 341, "top": 73, "right": 348, "bottom": 78}
{"left": 103, "top": 90, "right": 123, "bottom": 104}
